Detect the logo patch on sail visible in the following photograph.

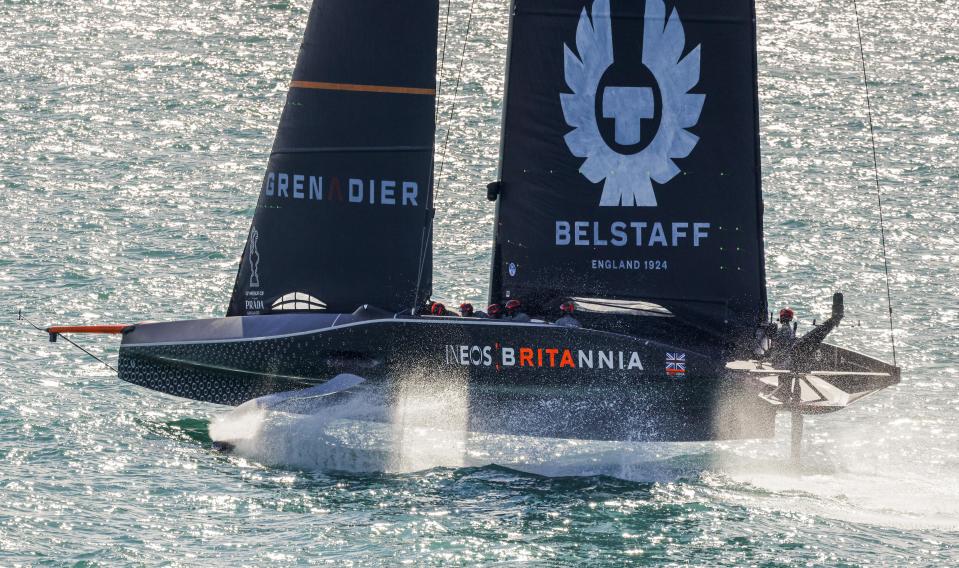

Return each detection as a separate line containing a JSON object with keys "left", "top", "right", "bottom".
{"left": 262, "top": 172, "right": 420, "bottom": 207}
{"left": 242, "top": 226, "right": 266, "bottom": 313}
{"left": 561, "top": 0, "right": 704, "bottom": 207}
{"left": 248, "top": 227, "right": 261, "bottom": 289}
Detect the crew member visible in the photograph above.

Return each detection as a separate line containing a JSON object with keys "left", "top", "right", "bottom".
{"left": 416, "top": 300, "right": 436, "bottom": 316}
{"left": 460, "top": 302, "right": 487, "bottom": 318}
{"left": 504, "top": 299, "right": 530, "bottom": 322}
{"left": 431, "top": 302, "right": 451, "bottom": 316}
{"left": 487, "top": 303, "right": 503, "bottom": 319}
{"left": 777, "top": 308, "right": 796, "bottom": 343}
{"left": 554, "top": 301, "right": 581, "bottom": 328}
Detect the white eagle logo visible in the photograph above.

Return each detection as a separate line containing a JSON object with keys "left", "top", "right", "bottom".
{"left": 561, "top": 0, "right": 704, "bottom": 207}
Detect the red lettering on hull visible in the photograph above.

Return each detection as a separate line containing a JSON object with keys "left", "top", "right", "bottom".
{"left": 519, "top": 347, "right": 534, "bottom": 367}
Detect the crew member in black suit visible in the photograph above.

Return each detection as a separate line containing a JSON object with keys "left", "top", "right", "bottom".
{"left": 555, "top": 301, "right": 581, "bottom": 327}
{"left": 777, "top": 308, "right": 796, "bottom": 343}
{"left": 460, "top": 302, "right": 487, "bottom": 318}
{"left": 431, "top": 303, "right": 454, "bottom": 316}
{"left": 505, "top": 299, "right": 530, "bottom": 322}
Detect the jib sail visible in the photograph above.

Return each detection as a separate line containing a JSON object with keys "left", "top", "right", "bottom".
{"left": 227, "top": 0, "right": 438, "bottom": 316}
{"left": 490, "top": 0, "right": 766, "bottom": 337}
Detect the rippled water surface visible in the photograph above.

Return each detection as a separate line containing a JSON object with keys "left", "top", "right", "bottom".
{"left": 2, "top": 0, "right": 957, "bottom": 564}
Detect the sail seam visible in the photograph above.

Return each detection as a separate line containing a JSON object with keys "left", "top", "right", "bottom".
{"left": 290, "top": 80, "right": 435, "bottom": 96}
{"left": 270, "top": 146, "right": 431, "bottom": 155}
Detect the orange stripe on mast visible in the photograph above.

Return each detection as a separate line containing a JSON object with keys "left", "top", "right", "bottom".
{"left": 290, "top": 80, "right": 435, "bottom": 96}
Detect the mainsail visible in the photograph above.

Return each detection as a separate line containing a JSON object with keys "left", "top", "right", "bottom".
{"left": 490, "top": 0, "right": 767, "bottom": 338}
{"left": 227, "top": 0, "right": 439, "bottom": 316}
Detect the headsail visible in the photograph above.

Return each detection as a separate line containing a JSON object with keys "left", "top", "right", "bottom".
{"left": 228, "top": 0, "right": 439, "bottom": 316}
{"left": 490, "top": 0, "right": 766, "bottom": 339}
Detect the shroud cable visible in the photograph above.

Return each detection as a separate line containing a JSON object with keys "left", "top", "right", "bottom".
{"left": 851, "top": 0, "right": 897, "bottom": 366}
{"left": 412, "top": 0, "right": 478, "bottom": 313}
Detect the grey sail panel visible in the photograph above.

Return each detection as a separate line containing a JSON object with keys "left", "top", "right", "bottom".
{"left": 491, "top": 0, "right": 766, "bottom": 339}
{"left": 228, "top": 0, "right": 438, "bottom": 317}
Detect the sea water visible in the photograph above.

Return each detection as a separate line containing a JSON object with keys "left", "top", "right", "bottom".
{"left": 1, "top": 0, "right": 957, "bottom": 564}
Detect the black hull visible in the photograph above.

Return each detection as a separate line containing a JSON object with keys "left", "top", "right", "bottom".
{"left": 118, "top": 313, "right": 777, "bottom": 442}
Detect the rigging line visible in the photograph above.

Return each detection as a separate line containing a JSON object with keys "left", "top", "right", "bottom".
{"left": 851, "top": 0, "right": 897, "bottom": 366}
{"left": 436, "top": 0, "right": 477, "bottom": 187}
{"left": 434, "top": 0, "right": 454, "bottom": 124}
{"left": 56, "top": 333, "right": 118, "bottom": 374}
{"left": 416, "top": 0, "right": 453, "bottom": 307}
{"left": 411, "top": 0, "right": 478, "bottom": 312}
{"left": 17, "top": 310, "right": 118, "bottom": 374}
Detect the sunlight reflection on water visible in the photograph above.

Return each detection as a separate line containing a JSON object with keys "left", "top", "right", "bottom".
{"left": 1, "top": 0, "right": 957, "bottom": 564}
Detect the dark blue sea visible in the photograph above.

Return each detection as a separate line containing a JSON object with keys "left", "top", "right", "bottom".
{"left": 2, "top": 0, "right": 957, "bottom": 564}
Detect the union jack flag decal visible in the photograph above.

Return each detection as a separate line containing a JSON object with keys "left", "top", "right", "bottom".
{"left": 665, "top": 352, "right": 686, "bottom": 377}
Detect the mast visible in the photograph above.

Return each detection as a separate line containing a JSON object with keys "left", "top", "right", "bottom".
{"left": 487, "top": 1, "right": 519, "bottom": 306}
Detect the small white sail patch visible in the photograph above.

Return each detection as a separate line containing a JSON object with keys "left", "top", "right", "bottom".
{"left": 271, "top": 292, "right": 328, "bottom": 312}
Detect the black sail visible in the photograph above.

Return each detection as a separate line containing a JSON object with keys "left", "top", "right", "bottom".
{"left": 228, "top": 0, "right": 438, "bottom": 317}
{"left": 491, "top": 0, "right": 766, "bottom": 338}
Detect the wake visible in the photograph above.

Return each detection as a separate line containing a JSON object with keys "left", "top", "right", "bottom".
{"left": 711, "top": 416, "right": 959, "bottom": 531}
{"left": 207, "top": 369, "right": 710, "bottom": 481}
{"left": 207, "top": 371, "right": 959, "bottom": 532}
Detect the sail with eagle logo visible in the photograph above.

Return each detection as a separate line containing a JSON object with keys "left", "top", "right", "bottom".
{"left": 227, "top": 0, "right": 439, "bottom": 317}
{"left": 490, "top": 0, "right": 766, "bottom": 339}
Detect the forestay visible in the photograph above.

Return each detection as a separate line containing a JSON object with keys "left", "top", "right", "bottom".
{"left": 228, "top": 0, "right": 439, "bottom": 316}
{"left": 490, "top": 0, "right": 766, "bottom": 339}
